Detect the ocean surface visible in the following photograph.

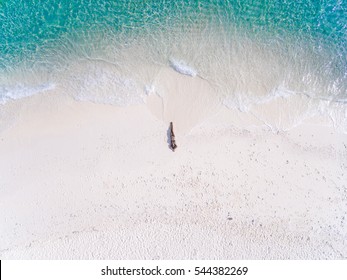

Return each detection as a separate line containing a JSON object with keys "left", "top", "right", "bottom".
{"left": 0, "top": 0, "right": 346, "bottom": 131}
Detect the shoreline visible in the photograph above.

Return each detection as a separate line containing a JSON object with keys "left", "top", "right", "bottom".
{"left": 0, "top": 92, "right": 346, "bottom": 259}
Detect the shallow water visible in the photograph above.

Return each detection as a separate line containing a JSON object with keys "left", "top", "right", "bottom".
{"left": 0, "top": 0, "right": 346, "bottom": 131}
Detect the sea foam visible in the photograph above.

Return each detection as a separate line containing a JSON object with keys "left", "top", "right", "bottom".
{"left": 0, "top": 83, "right": 55, "bottom": 105}
{"left": 222, "top": 86, "right": 297, "bottom": 112}
{"left": 169, "top": 59, "right": 197, "bottom": 77}
{"left": 65, "top": 62, "right": 145, "bottom": 106}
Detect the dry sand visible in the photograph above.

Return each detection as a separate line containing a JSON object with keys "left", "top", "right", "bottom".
{"left": 0, "top": 81, "right": 346, "bottom": 259}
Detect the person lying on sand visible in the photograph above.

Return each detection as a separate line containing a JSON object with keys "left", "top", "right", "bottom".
{"left": 169, "top": 122, "right": 177, "bottom": 151}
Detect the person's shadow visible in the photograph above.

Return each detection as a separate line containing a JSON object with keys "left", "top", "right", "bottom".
{"left": 167, "top": 125, "right": 173, "bottom": 150}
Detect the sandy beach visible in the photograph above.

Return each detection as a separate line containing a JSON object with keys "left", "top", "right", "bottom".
{"left": 0, "top": 83, "right": 346, "bottom": 259}
{"left": 1, "top": 0, "right": 347, "bottom": 264}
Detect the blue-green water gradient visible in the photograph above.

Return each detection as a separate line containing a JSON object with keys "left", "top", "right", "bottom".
{"left": 0, "top": 0, "right": 346, "bottom": 128}
{"left": 0, "top": 0, "right": 345, "bottom": 68}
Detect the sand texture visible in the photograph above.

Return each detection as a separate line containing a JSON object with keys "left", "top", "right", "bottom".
{"left": 0, "top": 90, "right": 346, "bottom": 259}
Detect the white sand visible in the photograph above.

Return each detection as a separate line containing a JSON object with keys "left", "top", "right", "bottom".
{"left": 0, "top": 83, "right": 346, "bottom": 259}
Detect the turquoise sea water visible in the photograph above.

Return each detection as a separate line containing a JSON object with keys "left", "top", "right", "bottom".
{"left": 0, "top": 0, "right": 346, "bottom": 130}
